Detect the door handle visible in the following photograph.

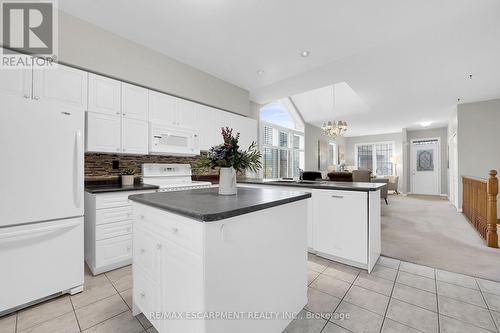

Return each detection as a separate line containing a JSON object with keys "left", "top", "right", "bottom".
{"left": 331, "top": 195, "right": 344, "bottom": 199}
{"left": 0, "top": 221, "right": 79, "bottom": 241}
{"left": 75, "top": 130, "right": 83, "bottom": 208}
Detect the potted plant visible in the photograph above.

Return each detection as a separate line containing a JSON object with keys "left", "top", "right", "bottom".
{"left": 196, "top": 127, "right": 262, "bottom": 195}
{"left": 120, "top": 168, "right": 136, "bottom": 186}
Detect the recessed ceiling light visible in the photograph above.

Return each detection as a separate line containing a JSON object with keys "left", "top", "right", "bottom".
{"left": 256, "top": 69, "right": 264, "bottom": 75}
{"left": 300, "top": 50, "right": 310, "bottom": 57}
{"left": 420, "top": 121, "right": 432, "bottom": 127}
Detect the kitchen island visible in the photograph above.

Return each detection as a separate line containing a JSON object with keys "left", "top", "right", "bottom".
{"left": 238, "top": 179, "right": 386, "bottom": 273}
{"left": 128, "top": 187, "right": 311, "bottom": 333}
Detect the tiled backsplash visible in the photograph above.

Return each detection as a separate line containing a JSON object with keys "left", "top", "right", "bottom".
{"left": 85, "top": 153, "right": 215, "bottom": 181}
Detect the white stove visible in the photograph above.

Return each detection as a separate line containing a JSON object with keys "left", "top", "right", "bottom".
{"left": 142, "top": 163, "right": 212, "bottom": 192}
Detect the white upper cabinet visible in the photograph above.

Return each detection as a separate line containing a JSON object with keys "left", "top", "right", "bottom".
{"left": 148, "top": 90, "right": 176, "bottom": 125}
{"left": 234, "top": 116, "right": 258, "bottom": 150}
{"left": 149, "top": 91, "right": 197, "bottom": 129}
{"left": 217, "top": 111, "right": 257, "bottom": 150}
{"left": 122, "top": 118, "right": 148, "bottom": 155}
{"left": 86, "top": 112, "right": 121, "bottom": 153}
{"left": 0, "top": 48, "right": 31, "bottom": 99}
{"left": 0, "top": 67, "right": 31, "bottom": 99}
{"left": 195, "top": 105, "right": 219, "bottom": 150}
{"left": 88, "top": 73, "right": 121, "bottom": 115}
{"left": 33, "top": 64, "right": 88, "bottom": 109}
{"left": 174, "top": 98, "right": 197, "bottom": 128}
{"left": 121, "top": 83, "right": 148, "bottom": 121}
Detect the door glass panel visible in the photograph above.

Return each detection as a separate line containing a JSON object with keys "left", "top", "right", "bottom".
{"left": 417, "top": 150, "right": 434, "bottom": 171}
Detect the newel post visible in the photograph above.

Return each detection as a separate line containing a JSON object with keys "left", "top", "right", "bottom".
{"left": 486, "top": 170, "right": 498, "bottom": 248}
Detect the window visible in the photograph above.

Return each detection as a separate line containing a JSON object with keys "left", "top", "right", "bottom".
{"left": 260, "top": 101, "right": 305, "bottom": 179}
{"left": 263, "top": 147, "right": 278, "bottom": 179}
{"left": 261, "top": 123, "right": 304, "bottom": 179}
{"left": 355, "top": 142, "right": 394, "bottom": 176}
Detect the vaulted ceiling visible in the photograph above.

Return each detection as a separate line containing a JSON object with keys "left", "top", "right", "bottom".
{"left": 60, "top": 0, "right": 500, "bottom": 136}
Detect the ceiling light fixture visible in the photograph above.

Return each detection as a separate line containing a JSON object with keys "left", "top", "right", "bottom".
{"left": 256, "top": 69, "right": 264, "bottom": 75}
{"left": 420, "top": 121, "right": 432, "bottom": 128}
{"left": 300, "top": 50, "right": 310, "bottom": 57}
{"left": 321, "top": 86, "right": 347, "bottom": 138}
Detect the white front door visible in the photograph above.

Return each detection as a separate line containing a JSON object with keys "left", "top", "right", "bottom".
{"left": 411, "top": 139, "right": 440, "bottom": 195}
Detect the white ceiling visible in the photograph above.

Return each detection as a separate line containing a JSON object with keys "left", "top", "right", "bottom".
{"left": 60, "top": 0, "right": 500, "bottom": 136}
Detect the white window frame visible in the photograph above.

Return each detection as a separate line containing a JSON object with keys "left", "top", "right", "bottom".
{"left": 260, "top": 121, "right": 304, "bottom": 180}
{"left": 354, "top": 141, "right": 395, "bottom": 176}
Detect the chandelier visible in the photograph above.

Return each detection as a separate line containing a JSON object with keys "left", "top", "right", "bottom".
{"left": 322, "top": 120, "right": 347, "bottom": 138}
{"left": 321, "top": 86, "right": 347, "bottom": 138}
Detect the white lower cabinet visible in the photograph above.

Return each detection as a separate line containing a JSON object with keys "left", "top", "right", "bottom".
{"left": 237, "top": 184, "right": 381, "bottom": 272}
{"left": 312, "top": 190, "right": 368, "bottom": 265}
{"left": 132, "top": 199, "right": 307, "bottom": 333}
{"left": 84, "top": 190, "right": 154, "bottom": 275}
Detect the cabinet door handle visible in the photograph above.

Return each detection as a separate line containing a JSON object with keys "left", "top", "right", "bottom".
{"left": 331, "top": 195, "right": 344, "bottom": 199}
{"left": 140, "top": 292, "right": 146, "bottom": 298}
{"left": 126, "top": 245, "right": 132, "bottom": 251}
{"left": 139, "top": 215, "right": 144, "bottom": 220}
{"left": 156, "top": 243, "right": 162, "bottom": 250}
{"left": 140, "top": 248, "right": 145, "bottom": 254}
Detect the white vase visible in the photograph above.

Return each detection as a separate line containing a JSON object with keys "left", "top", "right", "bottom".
{"left": 121, "top": 175, "right": 134, "bottom": 186}
{"left": 219, "top": 167, "right": 237, "bottom": 195}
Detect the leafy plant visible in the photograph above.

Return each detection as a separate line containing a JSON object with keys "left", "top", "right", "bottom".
{"left": 195, "top": 127, "right": 262, "bottom": 173}
{"left": 120, "top": 168, "right": 136, "bottom": 176}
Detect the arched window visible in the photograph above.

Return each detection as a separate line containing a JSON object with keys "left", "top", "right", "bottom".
{"left": 260, "top": 100, "right": 304, "bottom": 179}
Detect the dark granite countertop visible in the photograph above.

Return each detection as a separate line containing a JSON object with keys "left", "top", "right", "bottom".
{"left": 128, "top": 187, "right": 311, "bottom": 222}
{"left": 85, "top": 183, "right": 159, "bottom": 193}
{"left": 238, "top": 178, "right": 386, "bottom": 192}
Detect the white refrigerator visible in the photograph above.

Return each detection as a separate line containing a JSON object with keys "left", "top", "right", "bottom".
{"left": 0, "top": 62, "right": 86, "bottom": 315}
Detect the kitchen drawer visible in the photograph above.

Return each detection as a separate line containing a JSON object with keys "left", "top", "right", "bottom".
{"left": 95, "top": 220, "right": 132, "bottom": 241}
{"left": 95, "top": 192, "right": 133, "bottom": 209}
{"left": 134, "top": 204, "right": 203, "bottom": 255}
{"left": 133, "top": 224, "right": 161, "bottom": 282}
{"left": 96, "top": 206, "right": 132, "bottom": 225}
{"left": 95, "top": 234, "right": 132, "bottom": 268}
{"left": 133, "top": 266, "right": 160, "bottom": 328}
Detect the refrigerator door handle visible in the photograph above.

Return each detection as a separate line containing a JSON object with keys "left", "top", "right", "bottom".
{"left": 0, "top": 220, "right": 80, "bottom": 242}
{"left": 75, "top": 130, "right": 83, "bottom": 208}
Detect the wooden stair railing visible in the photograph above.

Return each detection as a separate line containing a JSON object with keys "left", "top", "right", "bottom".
{"left": 462, "top": 170, "right": 498, "bottom": 248}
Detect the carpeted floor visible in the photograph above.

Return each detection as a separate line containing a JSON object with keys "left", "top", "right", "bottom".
{"left": 381, "top": 194, "right": 500, "bottom": 282}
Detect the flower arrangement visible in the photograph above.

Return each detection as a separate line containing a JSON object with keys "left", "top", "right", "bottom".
{"left": 196, "top": 127, "right": 262, "bottom": 173}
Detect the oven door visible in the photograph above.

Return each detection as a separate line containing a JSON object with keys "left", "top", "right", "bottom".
{"left": 149, "top": 124, "right": 200, "bottom": 156}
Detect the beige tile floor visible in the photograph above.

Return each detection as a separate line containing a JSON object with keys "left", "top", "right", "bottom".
{"left": 1, "top": 255, "right": 500, "bottom": 333}
{"left": 287, "top": 254, "right": 500, "bottom": 333}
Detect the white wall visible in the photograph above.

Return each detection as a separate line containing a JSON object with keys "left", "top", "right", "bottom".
{"left": 58, "top": 11, "right": 250, "bottom": 116}
{"left": 304, "top": 123, "right": 346, "bottom": 172}
{"left": 406, "top": 127, "right": 449, "bottom": 195}
{"left": 344, "top": 132, "right": 404, "bottom": 186}
{"left": 457, "top": 98, "right": 500, "bottom": 214}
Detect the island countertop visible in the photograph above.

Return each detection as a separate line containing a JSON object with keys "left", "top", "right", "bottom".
{"left": 128, "top": 187, "right": 311, "bottom": 222}
{"left": 238, "top": 178, "right": 386, "bottom": 192}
